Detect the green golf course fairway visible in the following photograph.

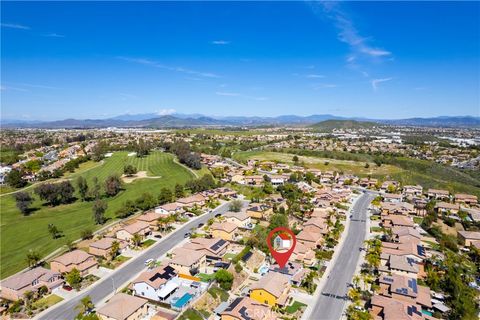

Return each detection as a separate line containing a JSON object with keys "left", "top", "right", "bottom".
{"left": 0, "top": 151, "right": 196, "bottom": 279}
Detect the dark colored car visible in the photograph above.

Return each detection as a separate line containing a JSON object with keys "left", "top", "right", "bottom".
{"left": 184, "top": 232, "right": 191, "bottom": 238}
{"left": 62, "top": 285, "right": 73, "bottom": 291}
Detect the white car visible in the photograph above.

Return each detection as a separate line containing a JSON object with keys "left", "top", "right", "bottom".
{"left": 144, "top": 258, "right": 154, "bottom": 266}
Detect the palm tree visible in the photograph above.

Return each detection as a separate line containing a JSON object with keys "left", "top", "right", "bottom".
{"left": 23, "top": 290, "right": 35, "bottom": 309}
{"left": 110, "top": 241, "right": 120, "bottom": 260}
{"left": 75, "top": 295, "right": 94, "bottom": 316}
{"left": 26, "top": 249, "right": 41, "bottom": 267}
{"left": 131, "top": 233, "right": 142, "bottom": 248}
{"left": 352, "top": 275, "right": 361, "bottom": 289}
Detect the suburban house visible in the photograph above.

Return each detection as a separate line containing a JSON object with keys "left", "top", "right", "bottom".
{"left": 210, "top": 222, "right": 239, "bottom": 241}
{"left": 385, "top": 255, "right": 420, "bottom": 278}
{"left": 382, "top": 215, "right": 415, "bottom": 229}
{"left": 220, "top": 297, "right": 271, "bottom": 320}
{"left": 116, "top": 221, "right": 151, "bottom": 242}
{"left": 137, "top": 211, "right": 164, "bottom": 227}
{"left": 403, "top": 185, "right": 423, "bottom": 197}
{"left": 250, "top": 271, "right": 290, "bottom": 307}
{"left": 427, "top": 189, "right": 450, "bottom": 200}
{"left": 223, "top": 210, "right": 252, "bottom": 229}
{"left": 50, "top": 249, "right": 98, "bottom": 275}
{"left": 244, "top": 175, "right": 264, "bottom": 186}
{"left": 176, "top": 194, "right": 206, "bottom": 208}
{"left": 454, "top": 193, "right": 478, "bottom": 205}
{"left": 370, "top": 294, "right": 427, "bottom": 320}
{"left": 155, "top": 202, "right": 185, "bottom": 216}
{"left": 168, "top": 247, "right": 206, "bottom": 275}
{"left": 246, "top": 203, "right": 273, "bottom": 220}
{"left": 0, "top": 267, "right": 63, "bottom": 301}
{"left": 97, "top": 293, "right": 148, "bottom": 320}
{"left": 303, "top": 217, "right": 329, "bottom": 235}
{"left": 378, "top": 273, "right": 432, "bottom": 310}
{"left": 296, "top": 228, "right": 323, "bottom": 249}
{"left": 380, "top": 202, "right": 415, "bottom": 216}
{"left": 269, "top": 174, "right": 288, "bottom": 186}
{"left": 182, "top": 238, "right": 229, "bottom": 262}
{"left": 132, "top": 265, "right": 178, "bottom": 302}
{"left": 434, "top": 202, "right": 460, "bottom": 214}
{"left": 458, "top": 231, "right": 480, "bottom": 247}
{"left": 89, "top": 237, "right": 128, "bottom": 258}
{"left": 382, "top": 193, "right": 403, "bottom": 203}
{"left": 292, "top": 241, "right": 316, "bottom": 267}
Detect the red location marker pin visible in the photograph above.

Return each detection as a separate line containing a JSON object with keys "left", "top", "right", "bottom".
{"left": 266, "top": 226, "right": 297, "bottom": 268}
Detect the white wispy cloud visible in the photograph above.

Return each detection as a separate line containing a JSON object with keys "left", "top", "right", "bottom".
{"left": 42, "top": 33, "right": 65, "bottom": 38}
{"left": 306, "top": 74, "right": 325, "bottom": 78}
{"left": 309, "top": 1, "right": 391, "bottom": 61}
{"left": 216, "top": 91, "right": 240, "bottom": 97}
{"left": 371, "top": 78, "right": 392, "bottom": 91}
{"left": 118, "top": 56, "right": 220, "bottom": 78}
{"left": 312, "top": 83, "right": 338, "bottom": 90}
{"left": 1, "top": 23, "right": 30, "bottom": 30}
{"left": 0, "top": 85, "right": 29, "bottom": 92}
{"left": 211, "top": 40, "right": 230, "bottom": 45}
{"left": 157, "top": 108, "right": 176, "bottom": 116}
{"left": 14, "top": 83, "right": 59, "bottom": 89}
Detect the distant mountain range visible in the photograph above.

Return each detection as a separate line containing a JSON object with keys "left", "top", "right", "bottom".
{"left": 309, "top": 120, "right": 379, "bottom": 131}
{"left": 1, "top": 113, "right": 479, "bottom": 129}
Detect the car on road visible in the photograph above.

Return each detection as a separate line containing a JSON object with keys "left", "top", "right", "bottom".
{"left": 144, "top": 258, "right": 154, "bottom": 266}
{"left": 198, "top": 223, "right": 204, "bottom": 228}
{"left": 184, "top": 232, "right": 191, "bottom": 238}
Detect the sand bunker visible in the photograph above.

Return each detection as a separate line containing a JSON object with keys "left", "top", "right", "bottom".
{"left": 121, "top": 171, "right": 161, "bottom": 183}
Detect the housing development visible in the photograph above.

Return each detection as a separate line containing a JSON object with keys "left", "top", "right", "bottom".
{"left": 0, "top": 124, "right": 478, "bottom": 320}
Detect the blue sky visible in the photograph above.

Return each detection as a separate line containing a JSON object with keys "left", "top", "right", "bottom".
{"left": 1, "top": 1, "right": 479, "bottom": 120}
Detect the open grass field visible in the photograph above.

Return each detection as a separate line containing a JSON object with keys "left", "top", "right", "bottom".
{"left": 233, "top": 150, "right": 480, "bottom": 197}
{"left": 0, "top": 151, "right": 196, "bottom": 279}
{"left": 232, "top": 151, "right": 402, "bottom": 176}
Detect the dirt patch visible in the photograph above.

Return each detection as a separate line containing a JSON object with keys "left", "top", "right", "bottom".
{"left": 121, "top": 171, "right": 161, "bottom": 183}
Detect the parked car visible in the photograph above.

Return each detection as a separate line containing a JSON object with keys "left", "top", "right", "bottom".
{"left": 62, "top": 285, "right": 72, "bottom": 291}
{"left": 144, "top": 258, "right": 154, "bottom": 266}
{"left": 154, "top": 234, "right": 163, "bottom": 239}
{"left": 198, "top": 223, "right": 205, "bottom": 228}
{"left": 184, "top": 232, "right": 191, "bottom": 238}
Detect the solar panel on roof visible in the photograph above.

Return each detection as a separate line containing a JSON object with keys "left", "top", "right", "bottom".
{"left": 384, "top": 277, "right": 394, "bottom": 283}
{"left": 211, "top": 239, "right": 227, "bottom": 251}
{"left": 226, "top": 298, "right": 242, "bottom": 312}
{"left": 242, "top": 251, "right": 253, "bottom": 262}
{"left": 408, "top": 279, "right": 418, "bottom": 293}
{"left": 239, "top": 306, "right": 251, "bottom": 320}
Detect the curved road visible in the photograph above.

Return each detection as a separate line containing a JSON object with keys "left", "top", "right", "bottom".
{"left": 37, "top": 200, "right": 245, "bottom": 320}
{"left": 306, "top": 192, "right": 375, "bottom": 320}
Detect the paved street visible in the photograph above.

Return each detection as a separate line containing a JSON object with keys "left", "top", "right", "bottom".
{"left": 37, "top": 200, "right": 244, "bottom": 320}
{"left": 308, "top": 192, "right": 375, "bottom": 320}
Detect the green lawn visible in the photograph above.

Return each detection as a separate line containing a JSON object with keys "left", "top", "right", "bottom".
{"left": 223, "top": 253, "right": 236, "bottom": 261}
{"left": 232, "top": 151, "right": 401, "bottom": 176}
{"left": 178, "top": 309, "right": 203, "bottom": 320}
{"left": 197, "top": 273, "right": 216, "bottom": 282}
{"left": 141, "top": 239, "right": 156, "bottom": 248}
{"left": 32, "top": 294, "right": 63, "bottom": 310}
{"left": 100, "top": 255, "right": 131, "bottom": 269}
{"left": 0, "top": 151, "right": 196, "bottom": 279}
{"left": 208, "top": 286, "right": 229, "bottom": 301}
{"left": 285, "top": 301, "right": 307, "bottom": 314}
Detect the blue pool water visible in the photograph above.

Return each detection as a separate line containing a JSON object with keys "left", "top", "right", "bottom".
{"left": 172, "top": 293, "right": 193, "bottom": 309}
{"left": 421, "top": 310, "right": 433, "bottom": 316}
{"left": 258, "top": 264, "right": 269, "bottom": 275}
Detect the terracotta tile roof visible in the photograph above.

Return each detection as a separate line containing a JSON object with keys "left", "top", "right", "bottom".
{"left": 97, "top": 293, "right": 147, "bottom": 320}
{"left": 169, "top": 247, "right": 205, "bottom": 267}
{"left": 52, "top": 249, "right": 94, "bottom": 266}
{"left": 1, "top": 267, "right": 60, "bottom": 291}
{"left": 221, "top": 297, "right": 271, "bottom": 320}
{"left": 90, "top": 237, "right": 126, "bottom": 250}
{"left": 251, "top": 272, "right": 289, "bottom": 298}
{"left": 211, "top": 222, "right": 238, "bottom": 233}
{"left": 121, "top": 221, "right": 150, "bottom": 235}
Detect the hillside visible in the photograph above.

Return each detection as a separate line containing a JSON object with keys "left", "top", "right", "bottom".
{"left": 309, "top": 120, "right": 379, "bottom": 131}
